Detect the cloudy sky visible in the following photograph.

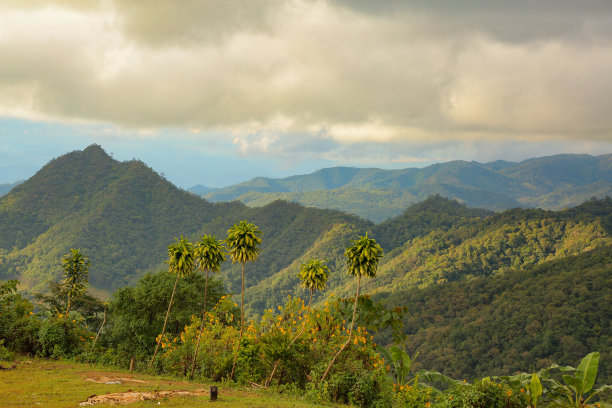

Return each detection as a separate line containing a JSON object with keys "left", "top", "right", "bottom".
{"left": 1, "top": 0, "right": 611, "bottom": 188}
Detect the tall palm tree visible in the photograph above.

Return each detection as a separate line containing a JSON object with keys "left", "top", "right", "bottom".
{"left": 296, "top": 258, "right": 329, "bottom": 339}
{"left": 60, "top": 249, "right": 90, "bottom": 325}
{"left": 226, "top": 220, "right": 262, "bottom": 380}
{"left": 189, "top": 234, "right": 226, "bottom": 378}
{"left": 150, "top": 236, "right": 195, "bottom": 367}
{"left": 266, "top": 258, "right": 329, "bottom": 386}
{"left": 321, "top": 233, "right": 383, "bottom": 382}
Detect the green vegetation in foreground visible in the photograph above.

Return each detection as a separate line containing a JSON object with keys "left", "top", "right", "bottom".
{"left": 0, "top": 358, "right": 331, "bottom": 408}
{"left": 1, "top": 241, "right": 611, "bottom": 406}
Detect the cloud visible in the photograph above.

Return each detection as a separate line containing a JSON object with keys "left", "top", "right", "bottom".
{"left": 332, "top": 0, "right": 612, "bottom": 45}
{"left": 0, "top": 0, "right": 610, "bottom": 156}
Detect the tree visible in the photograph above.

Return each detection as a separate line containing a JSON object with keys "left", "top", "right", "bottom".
{"left": 35, "top": 281, "right": 104, "bottom": 331}
{"left": 296, "top": 258, "right": 329, "bottom": 338}
{"left": 321, "top": 233, "right": 383, "bottom": 382}
{"left": 225, "top": 220, "right": 262, "bottom": 380}
{"left": 189, "top": 234, "right": 226, "bottom": 378}
{"left": 60, "top": 249, "right": 90, "bottom": 325}
{"left": 106, "top": 270, "right": 224, "bottom": 361}
{"left": 266, "top": 258, "right": 329, "bottom": 386}
{"left": 150, "top": 236, "right": 195, "bottom": 367}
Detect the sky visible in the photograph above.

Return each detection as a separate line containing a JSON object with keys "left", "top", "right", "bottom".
{"left": 1, "top": 0, "right": 611, "bottom": 188}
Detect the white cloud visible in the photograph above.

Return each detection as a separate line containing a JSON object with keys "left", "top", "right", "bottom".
{"left": 0, "top": 0, "right": 610, "bottom": 161}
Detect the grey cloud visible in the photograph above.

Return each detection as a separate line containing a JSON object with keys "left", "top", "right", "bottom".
{"left": 0, "top": 0, "right": 610, "bottom": 149}
{"left": 332, "top": 0, "right": 612, "bottom": 44}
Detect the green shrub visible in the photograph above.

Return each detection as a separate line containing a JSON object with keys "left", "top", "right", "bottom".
{"left": 436, "top": 377, "right": 526, "bottom": 408}
{"left": 0, "top": 340, "right": 14, "bottom": 361}
{"left": 392, "top": 377, "right": 434, "bottom": 408}
{"left": 37, "top": 317, "right": 92, "bottom": 358}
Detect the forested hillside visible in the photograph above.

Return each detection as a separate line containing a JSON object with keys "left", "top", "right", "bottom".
{"left": 0, "top": 145, "right": 368, "bottom": 294}
{"left": 193, "top": 154, "right": 612, "bottom": 221}
{"left": 243, "top": 196, "right": 612, "bottom": 317}
{"left": 374, "top": 245, "right": 612, "bottom": 384}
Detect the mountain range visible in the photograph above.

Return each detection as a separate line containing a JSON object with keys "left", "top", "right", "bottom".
{"left": 189, "top": 154, "right": 612, "bottom": 222}
{"left": 0, "top": 144, "right": 610, "bottom": 382}
{"left": 1, "top": 145, "right": 610, "bottom": 308}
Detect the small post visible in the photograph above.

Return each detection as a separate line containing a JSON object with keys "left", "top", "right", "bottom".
{"left": 210, "top": 386, "right": 218, "bottom": 401}
{"left": 129, "top": 356, "right": 135, "bottom": 372}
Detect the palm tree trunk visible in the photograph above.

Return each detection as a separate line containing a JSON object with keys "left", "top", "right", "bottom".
{"left": 293, "top": 289, "right": 313, "bottom": 344}
{"left": 150, "top": 273, "right": 180, "bottom": 367}
{"left": 64, "top": 295, "right": 71, "bottom": 325}
{"left": 189, "top": 269, "right": 210, "bottom": 379}
{"left": 321, "top": 276, "right": 360, "bottom": 382}
{"left": 89, "top": 304, "right": 107, "bottom": 362}
{"left": 266, "top": 289, "right": 313, "bottom": 387}
{"left": 230, "top": 262, "right": 245, "bottom": 380}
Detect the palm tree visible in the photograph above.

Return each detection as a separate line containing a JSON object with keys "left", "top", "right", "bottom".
{"left": 189, "top": 234, "right": 226, "bottom": 378}
{"left": 321, "top": 233, "right": 383, "bottom": 382}
{"left": 226, "top": 220, "right": 262, "bottom": 380}
{"left": 266, "top": 258, "right": 329, "bottom": 386}
{"left": 150, "top": 236, "right": 195, "bottom": 367}
{"left": 296, "top": 258, "right": 329, "bottom": 339}
{"left": 60, "top": 249, "right": 90, "bottom": 324}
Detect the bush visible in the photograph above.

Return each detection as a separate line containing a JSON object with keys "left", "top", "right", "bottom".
{"left": 435, "top": 377, "right": 526, "bottom": 408}
{"left": 0, "top": 340, "right": 14, "bottom": 361}
{"left": 160, "top": 295, "right": 239, "bottom": 381}
{"left": 0, "top": 280, "right": 41, "bottom": 355}
{"left": 37, "top": 317, "right": 92, "bottom": 358}
{"left": 307, "top": 353, "right": 393, "bottom": 408}
{"left": 392, "top": 378, "right": 434, "bottom": 408}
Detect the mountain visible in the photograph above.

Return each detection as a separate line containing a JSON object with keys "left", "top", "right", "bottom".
{"left": 188, "top": 184, "right": 213, "bottom": 196}
{"left": 0, "top": 145, "right": 368, "bottom": 295}
{"left": 190, "top": 154, "right": 612, "bottom": 222}
{"left": 0, "top": 145, "right": 610, "bottom": 310}
{"left": 0, "top": 145, "right": 241, "bottom": 291}
{"left": 0, "top": 180, "right": 23, "bottom": 197}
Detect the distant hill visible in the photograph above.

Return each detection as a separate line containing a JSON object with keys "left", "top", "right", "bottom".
{"left": 0, "top": 180, "right": 23, "bottom": 196}
{"left": 189, "top": 154, "right": 612, "bottom": 222}
{"left": 188, "top": 184, "right": 213, "bottom": 196}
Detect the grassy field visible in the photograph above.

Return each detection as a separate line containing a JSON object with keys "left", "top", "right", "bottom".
{"left": 0, "top": 359, "right": 337, "bottom": 407}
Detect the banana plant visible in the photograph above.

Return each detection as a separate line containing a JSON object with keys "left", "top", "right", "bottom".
{"left": 416, "top": 369, "right": 465, "bottom": 394}
{"left": 377, "top": 344, "right": 463, "bottom": 395}
{"left": 529, "top": 373, "right": 543, "bottom": 408}
{"left": 546, "top": 352, "right": 612, "bottom": 407}
{"left": 377, "top": 344, "right": 418, "bottom": 386}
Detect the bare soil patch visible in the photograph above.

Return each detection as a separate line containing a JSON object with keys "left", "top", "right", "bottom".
{"left": 78, "top": 389, "right": 209, "bottom": 406}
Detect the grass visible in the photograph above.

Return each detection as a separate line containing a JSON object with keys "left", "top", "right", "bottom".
{"left": 0, "top": 358, "right": 338, "bottom": 407}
